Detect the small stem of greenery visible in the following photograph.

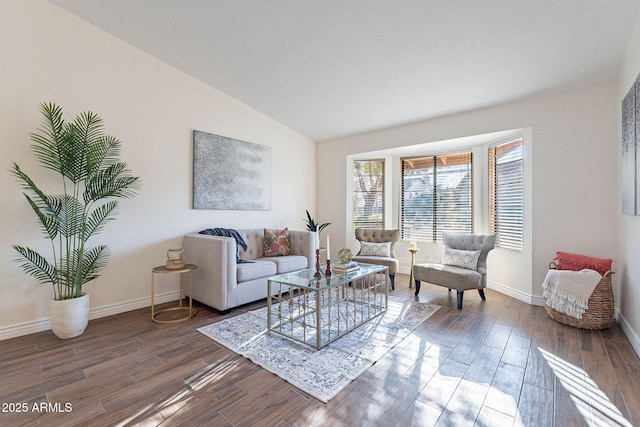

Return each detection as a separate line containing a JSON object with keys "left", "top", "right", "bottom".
{"left": 303, "top": 209, "right": 330, "bottom": 233}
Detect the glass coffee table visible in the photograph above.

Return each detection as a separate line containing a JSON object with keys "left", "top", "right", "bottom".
{"left": 267, "top": 263, "right": 388, "bottom": 349}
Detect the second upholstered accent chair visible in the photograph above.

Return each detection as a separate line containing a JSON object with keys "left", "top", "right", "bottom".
{"left": 352, "top": 228, "right": 400, "bottom": 290}
{"left": 413, "top": 232, "right": 496, "bottom": 309}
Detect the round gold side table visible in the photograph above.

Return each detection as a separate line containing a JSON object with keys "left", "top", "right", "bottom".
{"left": 408, "top": 248, "right": 419, "bottom": 289}
{"left": 151, "top": 263, "right": 198, "bottom": 323}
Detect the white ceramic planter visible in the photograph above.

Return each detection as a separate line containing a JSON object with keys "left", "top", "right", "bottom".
{"left": 314, "top": 231, "right": 320, "bottom": 251}
{"left": 49, "top": 294, "right": 90, "bottom": 339}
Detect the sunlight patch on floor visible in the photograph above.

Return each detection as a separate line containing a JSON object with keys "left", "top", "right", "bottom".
{"left": 185, "top": 357, "right": 242, "bottom": 390}
{"left": 135, "top": 358, "right": 244, "bottom": 424}
{"left": 539, "top": 348, "right": 632, "bottom": 427}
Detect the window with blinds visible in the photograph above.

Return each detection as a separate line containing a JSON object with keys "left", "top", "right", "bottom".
{"left": 489, "top": 138, "right": 524, "bottom": 251}
{"left": 353, "top": 159, "right": 385, "bottom": 232}
{"left": 401, "top": 152, "right": 473, "bottom": 242}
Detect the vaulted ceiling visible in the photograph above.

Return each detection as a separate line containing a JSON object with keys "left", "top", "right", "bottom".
{"left": 50, "top": 0, "right": 640, "bottom": 141}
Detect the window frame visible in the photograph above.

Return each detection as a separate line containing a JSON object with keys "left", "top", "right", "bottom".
{"left": 400, "top": 150, "right": 474, "bottom": 242}
{"left": 489, "top": 137, "right": 524, "bottom": 252}
{"left": 352, "top": 159, "right": 385, "bottom": 233}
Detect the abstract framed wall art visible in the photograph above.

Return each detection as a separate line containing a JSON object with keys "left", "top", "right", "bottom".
{"left": 193, "top": 130, "right": 271, "bottom": 210}
{"left": 622, "top": 72, "right": 640, "bottom": 215}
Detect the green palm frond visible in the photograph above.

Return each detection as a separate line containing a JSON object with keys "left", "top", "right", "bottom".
{"left": 65, "top": 110, "right": 104, "bottom": 183}
{"left": 83, "top": 200, "right": 118, "bottom": 240}
{"left": 23, "top": 194, "right": 59, "bottom": 240}
{"left": 11, "top": 163, "right": 61, "bottom": 239}
{"left": 29, "top": 103, "right": 66, "bottom": 176}
{"left": 12, "top": 245, "right": 57, "bottom": 285}
{"left": 79, "top": 245, "right": 111, "bottom": 285}
{"left": 64, "top": 246, "right": 110, "bottom": 293}
{"left": 86, "top": 135, "right": 122, "bottom": 179}
{"left": 58, "top": 195, "right": 84, "bottom": 238}
{"left": 71, "top": 111, "right": 103, "bottom": 148}
{"left": 84, "top": 162, "right": 141, "bottom": 202}
{"left": 10, "top": 163, "right": 56, "bottom": 212}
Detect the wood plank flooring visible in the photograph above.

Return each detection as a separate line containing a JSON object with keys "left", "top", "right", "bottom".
{"left": 1, "top": 274, "right": 639, "bottom": 426}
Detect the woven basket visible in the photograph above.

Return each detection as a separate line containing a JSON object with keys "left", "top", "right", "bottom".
{"left": 543, "top": 262, "right": 615, "bottom": 330}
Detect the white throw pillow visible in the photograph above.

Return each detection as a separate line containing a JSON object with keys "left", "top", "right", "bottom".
{"left": 360, "top": 241, "right": 391, "bottom": 257}
{"left": 442, "top": 247, "right": 481, "bottom": 270}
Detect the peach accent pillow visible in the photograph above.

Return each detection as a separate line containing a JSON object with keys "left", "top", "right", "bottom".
{"left": 554, "top": 251, "right": 612, "bottom": 275}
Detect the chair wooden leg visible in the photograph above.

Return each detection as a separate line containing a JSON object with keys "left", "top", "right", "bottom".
{"left": 389, "top": 274, "right": 395, "bottom": 290}
{"left": 478, "top": 289, "right": 486, "bottom": 301}
{"left": 456, "top": 291, "right": 464, "bottom": 309}
{"left": 414, "top": 280, "right": 420, "bottom": 296}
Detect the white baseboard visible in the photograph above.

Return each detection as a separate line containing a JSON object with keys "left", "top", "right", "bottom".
{"left": 0, "top": 291, "right": 180, "bottom": 341}
{"left": 616, "top": 310, "right": 640, "bottom": 358}
{"left": 397, "top": 267, "right": 411, "bottom": 276}
{"left": 487, "top": 280, "right": 544, "bottom": 306}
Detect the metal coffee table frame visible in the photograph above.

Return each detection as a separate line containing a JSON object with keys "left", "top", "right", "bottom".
{"left": 267, "top": 263, "right": 388, "bottom": 349}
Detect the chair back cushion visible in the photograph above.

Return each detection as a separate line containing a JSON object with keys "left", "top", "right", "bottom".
{"left": 442, "top": 232, "right": 496, "bottom": 274}
{"left": 355, "top": 228, "right": 400, "bottom": 257}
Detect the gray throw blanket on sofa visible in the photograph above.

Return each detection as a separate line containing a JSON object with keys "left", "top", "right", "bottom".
{"left": 199, "top": 228, "right": 253, "bottom": 263}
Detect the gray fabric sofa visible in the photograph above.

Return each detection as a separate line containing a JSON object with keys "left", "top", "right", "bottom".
{"left": 183, "top": 229, "right": 315, "bottom": 311}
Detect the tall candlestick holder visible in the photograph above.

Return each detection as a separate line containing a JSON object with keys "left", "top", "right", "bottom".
{"left": 314, "top": 249, "right": 321, "bottom": 278}
{"left": 325, "top": 259, "right": 332, "bottom": 276}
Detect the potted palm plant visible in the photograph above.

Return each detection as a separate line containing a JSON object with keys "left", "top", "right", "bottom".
{"left": 11, "top": 102, "right": 141, "bottom": 339}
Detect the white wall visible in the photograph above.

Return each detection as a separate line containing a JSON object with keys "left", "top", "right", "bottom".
{"left": 0, "top": 0, "right": 315, "bottom": 338}
{"left": 318, "top": 82, "right": 618, "bottom": 305}
{"left": 617, "top": 10, "right": 640, "bottom": 353}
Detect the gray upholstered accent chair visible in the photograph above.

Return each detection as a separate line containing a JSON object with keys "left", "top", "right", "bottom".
{"left": 413, "top": 232, "right": 496, "bottom": 309}
{"left": 352, "top": 228, "right": 400, "bottom": 290}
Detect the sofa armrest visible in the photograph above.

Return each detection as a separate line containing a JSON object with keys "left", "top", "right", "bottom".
{"left": 288, "top": 230, "right": 315, "bottom": 269}
{"left": 183, "top": 233, "right": 237, "bottom": 310}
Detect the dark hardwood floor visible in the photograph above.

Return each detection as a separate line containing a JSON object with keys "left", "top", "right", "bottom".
{"left": 1, "top": 274, "right": 639, "bottom": 426}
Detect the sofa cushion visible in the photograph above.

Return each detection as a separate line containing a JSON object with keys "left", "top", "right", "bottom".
{"left": 236, "top": 230, "right": 263, "bottom": 261}
{"left": 413, "top": 263, "right": 483, "bottom": 290}
{"left": 259, "top": 255, "right": 307, "bottom": 274}
{"left": 263, "top": 228, "right": 291, "bottom": 257}
{"left": 351, "top": 256, "right": 399, "bottom": 274}
{"left": 237, "top": 260, "right": 277, "bottom": 283}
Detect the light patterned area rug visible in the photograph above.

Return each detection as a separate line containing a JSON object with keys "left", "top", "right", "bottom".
{"left": 197, "top": 296, "right": 440, "bottom": 402}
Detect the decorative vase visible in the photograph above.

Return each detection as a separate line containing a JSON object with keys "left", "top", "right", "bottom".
{"left": 338, "top": 248, "right": 353, "bottom": 263}
{"left": 313, "top": 231, "right": 320, "bottom": 251}
{"left": 48, "top": 293, "right": 90, "bottom": 339}
{"left": 166, "top": 247, "right": 185, "bottom": 269}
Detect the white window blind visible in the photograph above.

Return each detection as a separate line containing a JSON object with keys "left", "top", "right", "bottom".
{"left": 401, "top": 152, "right": 473, "bottom": 242}
{"left": 489, "top": 139, "right": 524, "bottom": 251}
{"left": 353, "top": 159, "right": 385, "bottom": 232}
